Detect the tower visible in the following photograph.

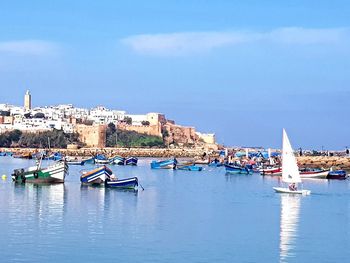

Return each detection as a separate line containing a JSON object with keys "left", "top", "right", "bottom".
{"left": 24, "top": 90, "right": 31, "bottom": 110}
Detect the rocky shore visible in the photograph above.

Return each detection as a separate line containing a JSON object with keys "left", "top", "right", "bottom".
{"left": 297, "top": 156, "right": 350, "bottom": 170}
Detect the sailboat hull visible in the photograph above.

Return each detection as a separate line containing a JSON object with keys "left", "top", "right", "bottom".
{"left": 273, "top": 187, "right": 311, "bottom": 195}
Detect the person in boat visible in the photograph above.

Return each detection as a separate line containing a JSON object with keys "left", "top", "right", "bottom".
{"left": 289, "top": 183, "right": 297, "bottom": 191}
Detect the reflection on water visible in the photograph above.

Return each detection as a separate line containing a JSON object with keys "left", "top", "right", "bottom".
{"left": 279, "top": 194, "right": 301, "bottom": 263}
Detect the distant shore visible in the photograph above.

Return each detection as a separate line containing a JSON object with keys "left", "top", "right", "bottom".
{"left": 1, "top": 147, "right": 350, "bottom": 170}
{"left": 0, "top": 147, "right": 205, "bottom": 158}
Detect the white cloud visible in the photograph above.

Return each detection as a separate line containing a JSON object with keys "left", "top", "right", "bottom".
{"left": 121, "top": 27, "right": 350, "bottom": 56}
{"left": 0, "top": 40, "right": 59, "bottom": 56}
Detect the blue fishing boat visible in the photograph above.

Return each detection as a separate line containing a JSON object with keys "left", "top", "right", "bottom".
{"left": 0, "top": 151, "right": 12, "bottom": 156}
{"left": 225, "top": 164, "right": 252, "bottom": 174}
{"left": 110, "top": 155, "right": 125, "bottom": 165}
{"left": 94, "top": 154, "right": 110, "bottom": 165}
{"left": 125, "top": 157, "right": 138, "bottom": 166}
{"left": 44, "top": 152, "right": 62, "bottom": 161}
{"left": 151, "top": 159, "right": 176, "bottom": 169}
{"left": 208, "top": 159, "right": 223, "bottom": 167}
{"left": 327, "top": 170, "right": 347, "bottom": 180}
{"left": 176, "top": 164, "right": 203, "bottom": 171}
{"left": 105, "top": 177, "right": 139, "bottom": 189}
{"left": 80, "top": 165, "right": 112, "bottom": 185}
{"left": 66, "top": 157, "right": 85, "bottom": 165}
{"left": 83, "top": 157, "right": 95, "bottom": 164}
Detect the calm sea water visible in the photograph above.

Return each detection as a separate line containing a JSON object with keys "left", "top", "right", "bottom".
{"left": 0, "top": 156, "right": 350, "bottom": 263}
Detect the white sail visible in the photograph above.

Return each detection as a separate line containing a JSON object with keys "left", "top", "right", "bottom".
{"left": 282, "top": 129, "right": 301, "bottom": 183}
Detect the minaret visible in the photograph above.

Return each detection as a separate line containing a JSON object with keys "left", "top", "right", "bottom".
{"left": 24, "top": 90, "right": 32, "bottom": 110}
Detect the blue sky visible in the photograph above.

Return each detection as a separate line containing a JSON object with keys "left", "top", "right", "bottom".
{"left": 0, "top": 1, "right": 349, "bottom": 149}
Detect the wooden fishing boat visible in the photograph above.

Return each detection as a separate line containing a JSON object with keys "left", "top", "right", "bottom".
{"left": 0, "top": 151, "right": 12, "bottom": 156}
{"left": 208, "top": 160, "right": 223, "bottom": 167}
{"left": 125, "top": 157, "right": 138, "bottom": 166}
{"left": 110, "top": 155, "right": 125, "bottom": 165}
{"left": 150, "top": 159, "right": 176, "bottom": 169}
{"left": 260, "top": 166, "right": 282, "bottom": 176}
{"left": 176, "top": 164, "right": 203, "bottom": 171}
{"left": 273, "top": 129, "right": 311, "bottom": 195}
{"left": 83, "top": 157, "right": 95, "bottom": 164}
{"left": 327, "top": 170, "right": 347, "bottom": 179}
{"left": 225, "top": 164, "right": 252, "bottom": 174}
{"left": 105, "top": 177, "right": 139, "bottom": 189}
{"left": 80, "top": 165, "right": 112, "bottom": 185}
{"left": 194, "top": 159, "right": 209, "bottom": 165}
{"left": 43, "top": 152, "right": 63, "bottom": 161}
{"left": 13, "top": 152, "right": 32, "bottom": 159}
{"left": 94, "top": 154, "right": 110, "bottom": 165}
{"left": 12, "top": 161, "right": 68, "bottom": 184}
{"left": 299, "top": 168, "right": 329, "bottom": 179}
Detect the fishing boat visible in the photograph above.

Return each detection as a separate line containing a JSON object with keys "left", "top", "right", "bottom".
{"left": 65, "top": 156, "right": 86, "bottom": 165}
{"left": 105, "top": 176, "right": 139, "bottom": 189}
{"left": 0, "top": 151, "right": 12, "bottom": 156}
{"left": 125, "top": 157, "right": 138, "bottom": 166}
{"left": 11, "top": 160, "right": 68, "bottom": 184}
{"left": 273, "top": 129, "right": 311, "bottom": 195}
{"left": 43, "top": 152, "right": 63, "bottom": 161}
{"left": 94, "top": 154, "right": 110, "bottom": 165}
{"left": 208, "top": 159, "right": 223, "bottom": 167}
{"left": 110, "top": 155, "right": 125, "bottom": 165}
{"left": 80, "top": 165, "right": 112, "bottom": 185}
{"left": 327, "top": 170, "right": 347, "bottom": 179}
{"left": 225, "top": 164, "right": 252, "bottom": 174}
{"left": 194, "top": 159, "right": 209, "bottom": 165}
{"left": 299, "top": 168, "right": 329, "bottom": 179}
{"left": 83, "top": 157, "right": 95, "bottom": 164}
{"left": 13, "top": 152, "right": 32, "bottom": 159}
{"left": 176, "top": 164, "right": 203, "bottom": 171}
{"left": 150, "top": 159, "right": 176, "bottom": 169}
{"left": 260, "top": 166, "right": 282, "bottom": 176}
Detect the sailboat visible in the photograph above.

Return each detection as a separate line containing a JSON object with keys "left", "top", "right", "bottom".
{"left": 273, "top": 129, "right": 311, "bottom": 195}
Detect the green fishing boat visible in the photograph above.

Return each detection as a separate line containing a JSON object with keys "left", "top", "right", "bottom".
{"left": 12, "top": 161, "right": 68, "bottom": 184}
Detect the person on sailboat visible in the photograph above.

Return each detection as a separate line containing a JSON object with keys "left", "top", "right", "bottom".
{"left": 289, "top": 183, "right": 297, "bottom": 191}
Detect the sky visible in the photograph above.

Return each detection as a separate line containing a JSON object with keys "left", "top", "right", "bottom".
{"left": 0, "top": 0, "right": 349, "bottom": 149}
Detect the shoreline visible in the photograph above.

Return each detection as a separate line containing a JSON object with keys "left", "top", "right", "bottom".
{"left": 1, "top": 147, "right": 350, "bottom": 170}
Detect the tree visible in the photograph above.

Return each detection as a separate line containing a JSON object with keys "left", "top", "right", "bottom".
{"left": 0, "top": 110, "right": 10, "bottom": 116}
{"left": 33, "top": 112, "right": 45, "bottom": 118}
{"left": 123, "top": 117, "right": 132, "bottom": 125}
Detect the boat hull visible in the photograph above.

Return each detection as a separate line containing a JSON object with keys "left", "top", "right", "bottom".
{"left": 151, "top": 160, "right": 175, "bottom": 169}
{"left": 300, "top": 170, "right": 328, "bottom": 179}
{"left": 110, "top": 156, "right": 125, "bottom": 165}
{"left": 125, "top": 157, "right": 138, "bottom": 166}
{"left": 260, "top": 167, "right": 282, "bottom": 176}
{"left": 12, "top": 162, "right": 68, "bottom": 184}
{"left": 177, "top": 165, "right": 203, "bottom": 171}
{"left": 273, "top": 187, "right": 311, "bottom": 195}
{"left": 105, "top": 177, "right": 138, "bottom": 189}
{"left": 327, "top": 170, "right": 347, "bottom": 180}
{"left": 225, "top": 164, "right": 252, "bottom": 174}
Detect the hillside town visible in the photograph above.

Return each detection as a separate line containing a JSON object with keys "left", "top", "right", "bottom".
{"left": 0, "top": 90, "right": 217, "bottom": 149}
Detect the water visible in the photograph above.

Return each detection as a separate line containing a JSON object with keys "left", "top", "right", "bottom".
{"left": 0, "top": 156, "right": 350, "bottom": 262}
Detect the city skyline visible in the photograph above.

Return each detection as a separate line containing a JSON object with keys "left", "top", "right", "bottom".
{"left": 0, "top": 1, "right": 349, "bottom": 149}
